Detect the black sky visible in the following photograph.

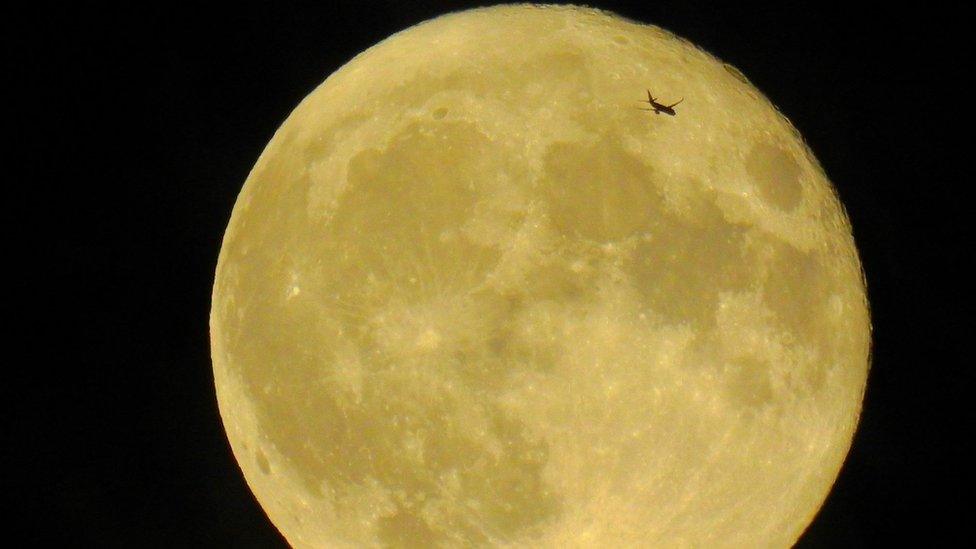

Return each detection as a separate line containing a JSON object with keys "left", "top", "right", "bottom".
{"left": 10, "top": 1, "right": 963, "bottom": 546}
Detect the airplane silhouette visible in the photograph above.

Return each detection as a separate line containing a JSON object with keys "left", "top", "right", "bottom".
{"left": 638, "top": 90, "right": 683, "bottom": 116}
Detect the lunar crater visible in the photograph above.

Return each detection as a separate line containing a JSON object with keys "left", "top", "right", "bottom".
{"left": 746, "top": 141, "right": 804, "bottom": 211}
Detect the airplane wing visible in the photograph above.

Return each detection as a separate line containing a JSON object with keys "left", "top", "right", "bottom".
{"left": 667, "top": 98, "right": 684, "bottom": 108}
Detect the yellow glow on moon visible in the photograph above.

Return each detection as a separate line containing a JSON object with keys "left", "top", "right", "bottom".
{"left": 211, "top": 5, "right": 870, "bottom": 547}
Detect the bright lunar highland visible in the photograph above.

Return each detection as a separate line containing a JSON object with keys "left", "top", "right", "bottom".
{"left": 210, "top": 4, "right": 871, "bottom": 547}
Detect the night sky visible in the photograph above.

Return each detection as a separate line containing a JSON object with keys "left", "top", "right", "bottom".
{"left": 10, "top": 1, "right": 961, "bottom": 546}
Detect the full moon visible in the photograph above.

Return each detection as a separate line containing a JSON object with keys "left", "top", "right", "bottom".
{"left": 211, "top": 5, "right": 870, "bottom": 547}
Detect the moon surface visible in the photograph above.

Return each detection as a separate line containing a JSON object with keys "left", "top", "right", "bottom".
{"left": 211, "top": 5, "right": 870, "bottom": 547}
